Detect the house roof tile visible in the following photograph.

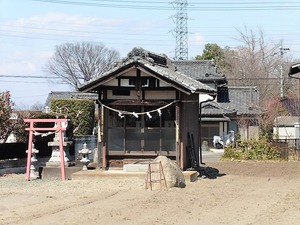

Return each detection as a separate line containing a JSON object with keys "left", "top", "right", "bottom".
{"left": 173, "top": 60, "right": 226, "bottom": 82}
{"left": 79, "top": 47, "right": 216, "bottom": 95}
{"left": 45, "top": 91, "right": 98, "bottom": 107}
{"left": 202, "top": 86, "right": 261, "bottom": 116}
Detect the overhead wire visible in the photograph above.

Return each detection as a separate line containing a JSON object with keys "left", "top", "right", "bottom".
{"left": 0, "top": 0, "right": 298, "bottom": 56}
{"left": 1, "top": 0, "right": 299, "bottom": 47}
{"left": 0, "top": 74, "right": 68, "bottom": 84}
{"left": 1, "top": 22, "right": 299, "bottom": 48}
{"left": 31, "top": 0, "right": 300, "bottom": 11}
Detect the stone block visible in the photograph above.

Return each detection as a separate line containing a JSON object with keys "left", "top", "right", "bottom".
{"left": 183, "top": 171, "right": 199, "bottom": 182}
{"left": 123, "top": 164, "right": 148, "bottom": 172}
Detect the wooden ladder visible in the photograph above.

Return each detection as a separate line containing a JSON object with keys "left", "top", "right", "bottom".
{"left": 145, "top": 161, "right": 167, "bottom": 191}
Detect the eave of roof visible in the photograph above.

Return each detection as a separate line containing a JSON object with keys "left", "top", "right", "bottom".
{"left": 79, "top": 54, "right": 216, "bottom": 95}
{"left": 288, "top": 62, "right": 300, "bottom": 77}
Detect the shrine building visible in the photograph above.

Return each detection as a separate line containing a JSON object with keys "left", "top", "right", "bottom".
{"left": 79, "top": 47, "right": 216, "bottom": 170}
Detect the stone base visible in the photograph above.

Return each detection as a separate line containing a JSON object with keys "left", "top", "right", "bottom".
{"left": 123, "top": 164, "right": 148, "bottom": 172}
{"left": 183, "top": 171, "right": 199, "bottom": 182}
{"left": 46, "top": 161, "right": 72, "bottom": 167}
{"left": 39, "top": 166, "right": 82, "bottom": 180}
{"left": 72, "top": 169, "right": 199, "bottom": 183}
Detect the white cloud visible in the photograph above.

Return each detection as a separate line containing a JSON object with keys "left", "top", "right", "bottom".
{"left": 0, "top": 60, "right": 37, "bottom": 74}
{"left": 0, "top": 12, "right": 128, "bottom": 76}
{"left": 189, "top": 33, "right": 206, "bottom": 46}
{"left": 1, "top": 12, "right": 125, "bottom": 41}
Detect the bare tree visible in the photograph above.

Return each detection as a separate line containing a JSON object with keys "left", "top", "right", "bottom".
{"left": 45, "top": 42, "right": 120, "bottom": 89}
{"left": 220, "top": 27, "right": 293, "bottom": 104}
{"left": 30, "top": 102, "right": 45, "bottom": 111}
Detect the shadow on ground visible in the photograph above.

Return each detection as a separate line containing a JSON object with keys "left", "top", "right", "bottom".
{"left": 198, "top": 166, "right": 226, "bottom": 179}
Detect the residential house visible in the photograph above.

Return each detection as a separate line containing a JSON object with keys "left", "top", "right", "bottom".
{"left": 174, "top": 60, "right": 261, "bottom": 147}
{"left": 273, "top": 97, "right": 300, "bottom": 148}
{"left": 272, "top": 63, "right": 300, "bottom": 147}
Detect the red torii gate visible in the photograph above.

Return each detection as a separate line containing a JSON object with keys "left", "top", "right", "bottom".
{"left": 24, "top": 118, "right": 69, "bottom": 181}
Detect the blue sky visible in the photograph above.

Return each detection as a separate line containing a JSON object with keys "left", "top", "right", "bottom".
{"left": 0, "top": 0, "right": 299, "bottom": 108}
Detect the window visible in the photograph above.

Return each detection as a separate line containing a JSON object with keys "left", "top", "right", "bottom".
{"left": 112, "top": 90, "right": 130, "bottom": 96}
{"left": 217, "top": 86, "right": 229, "bottom": 103}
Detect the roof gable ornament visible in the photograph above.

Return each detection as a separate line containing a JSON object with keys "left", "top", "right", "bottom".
{"left": 127, "top": 47, "right": 169, "bottom": 67}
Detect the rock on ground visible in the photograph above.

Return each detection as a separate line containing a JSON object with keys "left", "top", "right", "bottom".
{"left": 153, "top": 156, "right": 186, "bottom": 188}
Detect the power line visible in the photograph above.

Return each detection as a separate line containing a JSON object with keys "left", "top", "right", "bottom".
{"left": 0, "top": 75, "right": 60, "bottom": 79}
{"left": 32, "top": 0, "right": 300, "bottom": 11}
{"left": 1, "top": 26, "right": 299, "bottom": 48}
{"left": 0, "top": 80, "right": 67, "bottom": 84}
{"left": 0, "top": 74, "right": 68, "bottom": 84}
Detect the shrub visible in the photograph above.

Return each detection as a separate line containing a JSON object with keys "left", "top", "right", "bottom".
{"left": 13, "top": 111, "right": 75, "bottom": 143}
{"left": 0, "top": 91, "right": 14, "bottom": 142}
{"left": 51, "top": 99, "right": 95, "bottom": 135}
{"left": 222, "top": 134, "right": 281, "bottom": 160}
{"left": 12, "top": 99, "right": 95, "bottom": 142}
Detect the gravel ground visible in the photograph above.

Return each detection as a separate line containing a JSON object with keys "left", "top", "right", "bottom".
{"left": 1, "top": 161, "right": 300, "bottom": 225}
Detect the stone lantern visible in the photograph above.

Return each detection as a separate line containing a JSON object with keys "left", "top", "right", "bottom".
{"left": 46, "top": 121, "right": 72, "bottom": 167}
{"left": 26, "top": 143, "right": 39, "bottom": 179}
{"left": 79, "top": 143, "right": 91, "bottom": 170}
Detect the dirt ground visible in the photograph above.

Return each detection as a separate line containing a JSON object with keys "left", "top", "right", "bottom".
{"left": 1, "top": 161, "right": 300, "bottom": 225}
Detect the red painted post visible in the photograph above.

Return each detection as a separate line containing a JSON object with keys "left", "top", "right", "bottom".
{"left": 58, "top": 122, "right": 66, "bottom": 180}
{"left": 25, "top": 122, "right": 34, "bottom": 181}
{"left": 102, "top": 145, "right": 106, "bottom": 169}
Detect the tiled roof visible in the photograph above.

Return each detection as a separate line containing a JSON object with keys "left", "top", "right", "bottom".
{"left": 201, "top": 101, "right": 236, "bottom": 116}
{"left": 79, "top": 47, "right": 216, "bottom": 95}
{"left": 202, "top": 86, "right": 261, "bottom": 116}
{"left": 173, "top": 60, "right": 226, "bottom": 82}
{"left": 45, "top": 91, "right": 98, "bottom": 107}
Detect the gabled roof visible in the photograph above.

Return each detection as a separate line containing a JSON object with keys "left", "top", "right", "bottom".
{"left": 173, "top": 60, "right": 227, "bottom": 83}
{"left": 78, "top": 47, "right": 216, "bottom": 95}
{"left": 202, "top": 86, "right": 261, "bottom": 116}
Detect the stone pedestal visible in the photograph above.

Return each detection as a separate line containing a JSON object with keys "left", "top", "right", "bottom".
{"left": 46, "top": 141, "right": 73, "bottom": 167}
{"left": 40, "top": 166, "right": 82, "bottom": 180}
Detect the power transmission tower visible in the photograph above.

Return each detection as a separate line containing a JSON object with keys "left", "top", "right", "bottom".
{"left": 172, "top": 0, "right": 188, "bottom": 60}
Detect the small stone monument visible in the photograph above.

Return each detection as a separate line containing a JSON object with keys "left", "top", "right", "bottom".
{"left": 202, "top": 141, "right": 209, "bottom": 151}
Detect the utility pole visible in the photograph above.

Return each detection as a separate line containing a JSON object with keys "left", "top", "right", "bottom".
{"left": 279, "top": 46, "right": 290, "bottom": 98}
{"left": 171, "top": 0, "right": 188, "bottom": 60}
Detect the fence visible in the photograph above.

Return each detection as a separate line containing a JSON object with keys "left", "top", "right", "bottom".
{"left": 0, "top": 142, "right": 54, "bottom": 160}
{"left": 272, "top": 139, "right": 300, "bottom": 161}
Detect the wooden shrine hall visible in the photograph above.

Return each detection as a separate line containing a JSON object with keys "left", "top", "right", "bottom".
{"left": 79, "top": 47, "right": 216, "bottom": 170}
